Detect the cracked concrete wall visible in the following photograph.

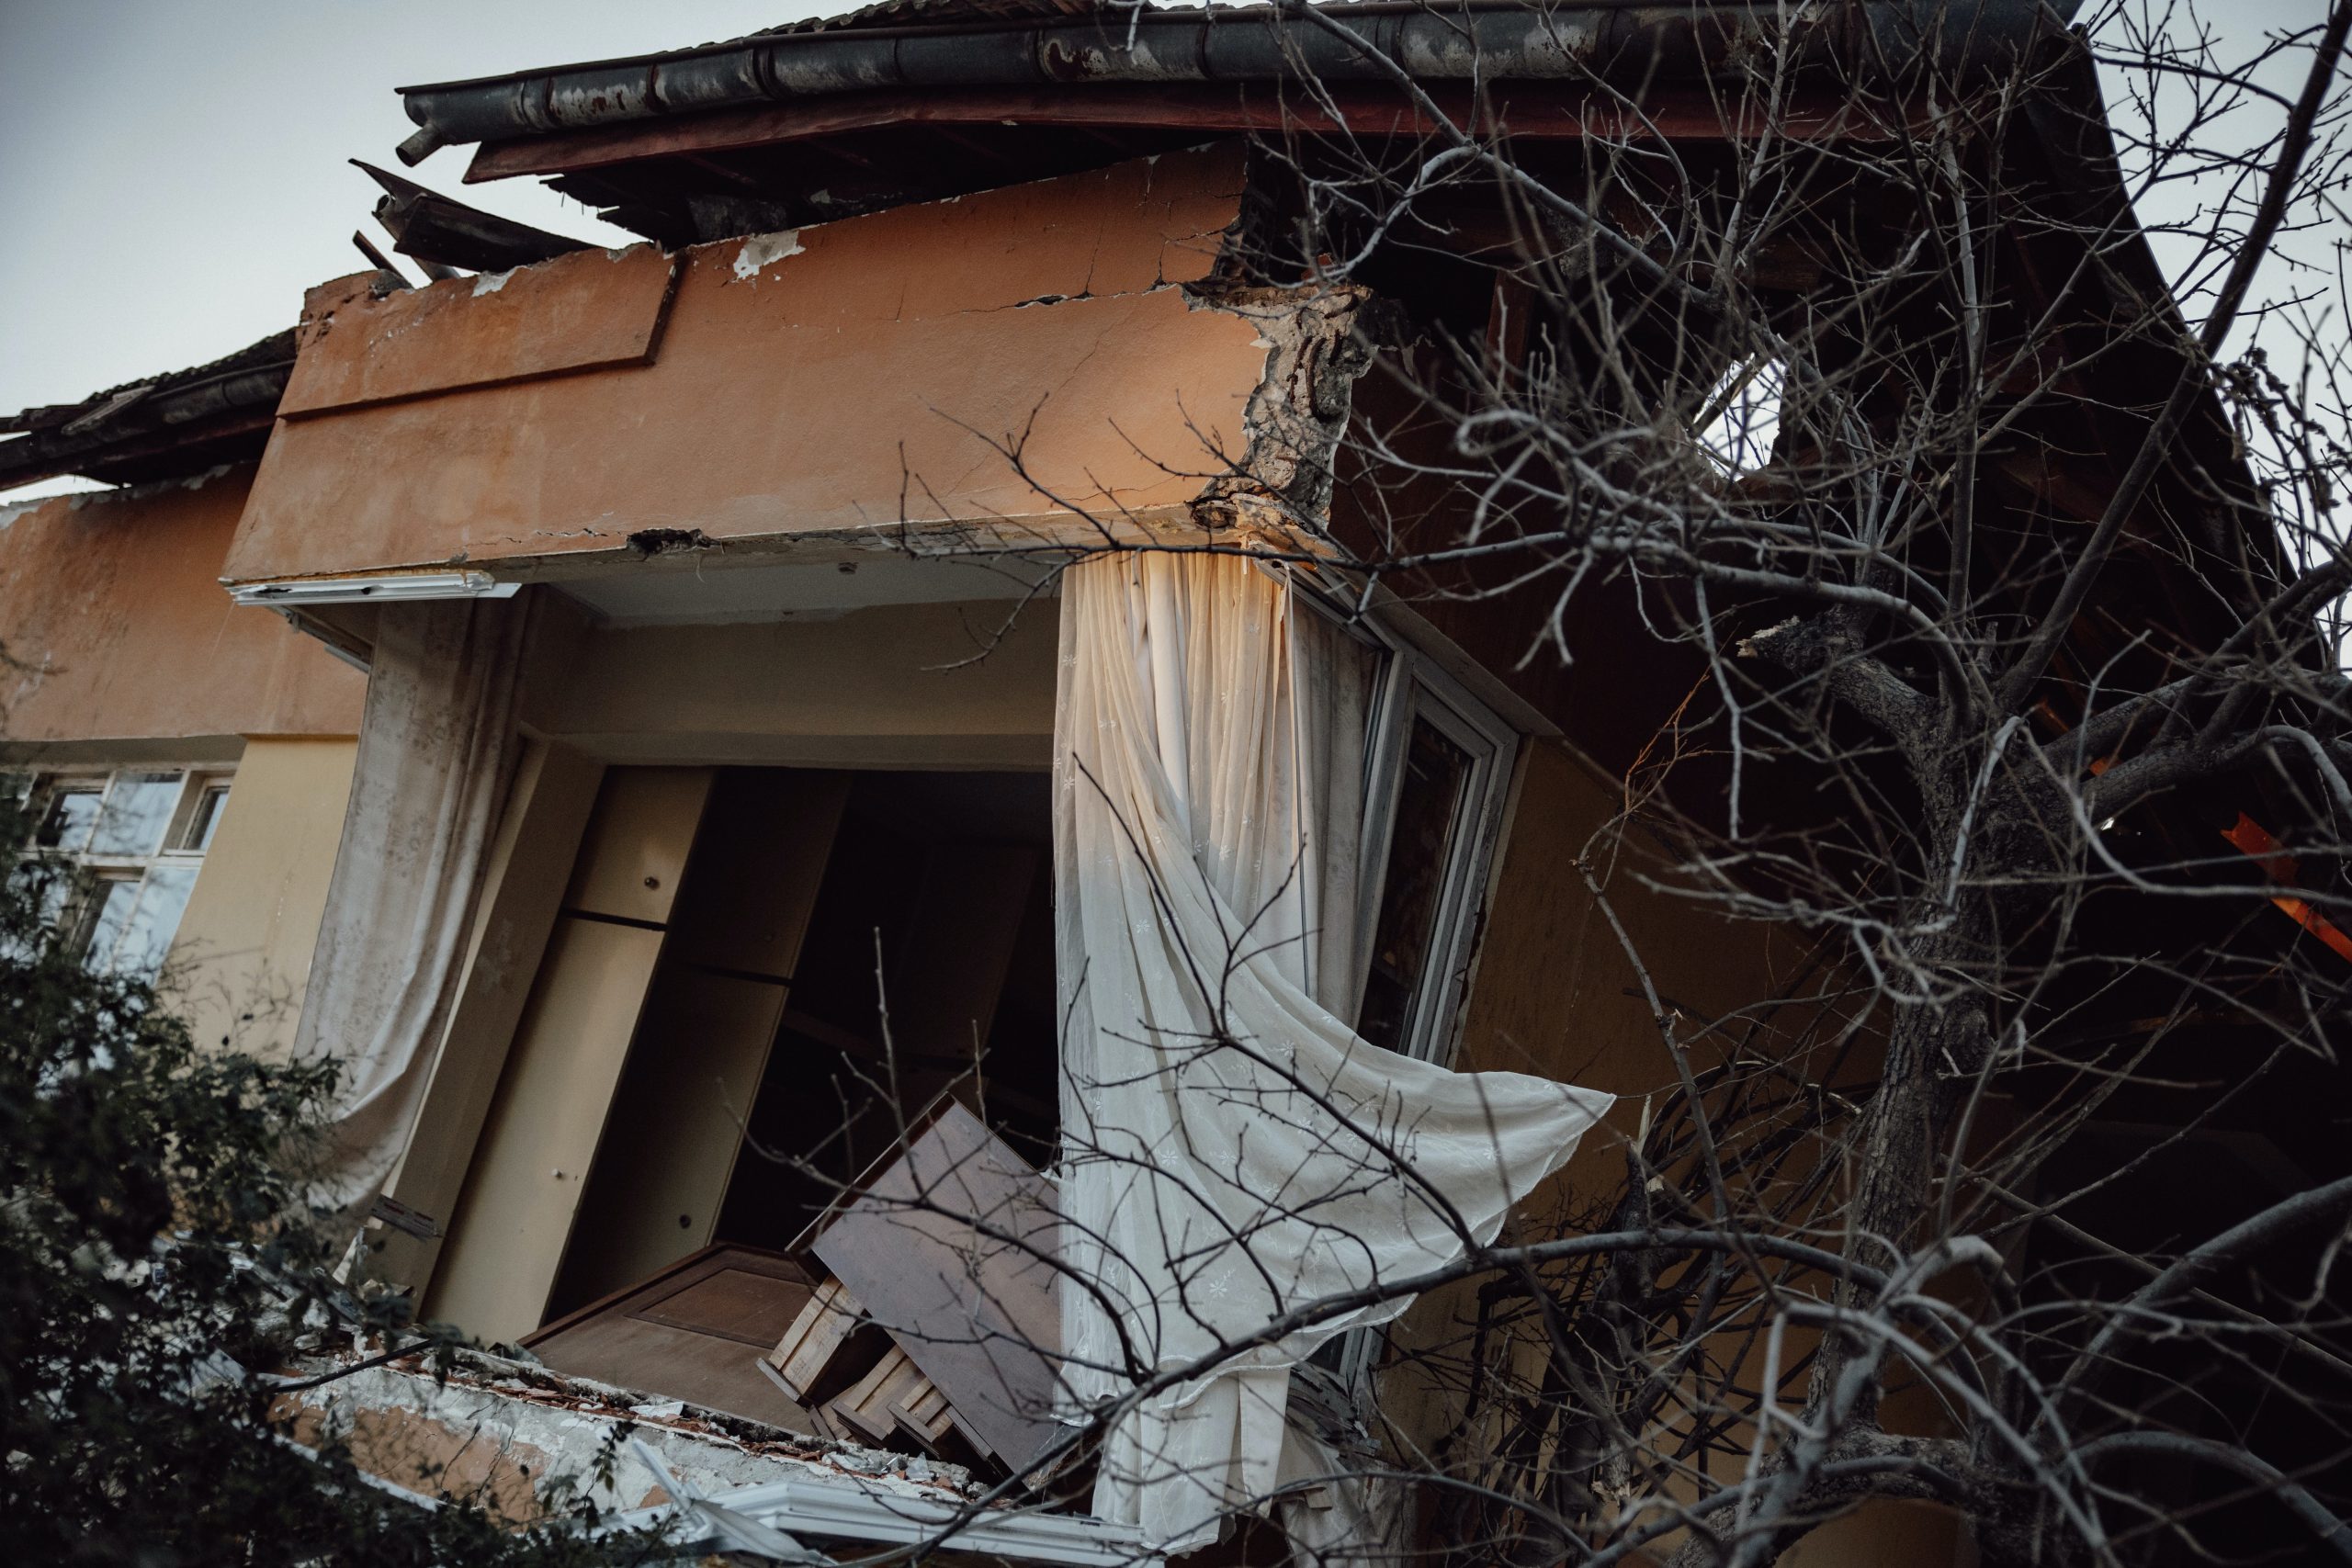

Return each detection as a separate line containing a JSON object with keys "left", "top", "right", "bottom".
{"left": 227, "top": 145, "right": 1332, "bottom": 584}
{"left": 0, "top": 466, "right": 364, "bottom": 749}
{"left": 1184, "top": 283, "right": 1373, "bottom": 544}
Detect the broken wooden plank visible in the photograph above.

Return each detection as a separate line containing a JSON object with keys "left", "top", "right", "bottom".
{"left": 825, "top": 1344, "right": 930, "bottom": 1448}
{"left": 353, "top": 160, "right": 590, "bottom": 274}
{"left": 761, "top": 1275, "right": 885, "bottom": 1406}
{"left": 888, "top": 1377, "right": 961, "bottom": 1455}
{"left": 808, "top": 1100, "right": 1062, "bottom": 1472}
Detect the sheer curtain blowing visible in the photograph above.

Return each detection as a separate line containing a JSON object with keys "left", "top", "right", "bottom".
{"left": 1053, "top": 551, "right": 1611, "bottom": 1550}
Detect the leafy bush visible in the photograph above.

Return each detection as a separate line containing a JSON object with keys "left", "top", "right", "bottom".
{"left": 0, "top": 797, "right": 636, "bottom": 1565}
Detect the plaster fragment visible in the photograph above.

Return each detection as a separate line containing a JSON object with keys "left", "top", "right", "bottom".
{"left": 733, "top": 230, "right": 806, "bottom": 280}
{"left": 472, "top": 268, "right": 517, "bottom": 298}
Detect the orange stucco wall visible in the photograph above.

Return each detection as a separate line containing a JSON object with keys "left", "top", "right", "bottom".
{"left": 227, "top": 147, "right": 1268, "bottom": 583}
{"left": 0, "top": 467, "right": 365, "bottom": 746}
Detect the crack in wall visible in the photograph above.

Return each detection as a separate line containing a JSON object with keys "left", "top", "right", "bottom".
{"left": 1182, "top": 282, "right": 1375, "bottom": 548}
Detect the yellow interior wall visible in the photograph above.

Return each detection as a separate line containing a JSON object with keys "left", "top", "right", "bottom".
{"left": 522, "top": 597, "right": 1059, "bottom": 770}
{"left": 1381, "top": 737, "right": 1846, "bottom": 1502}
{"left": 1455, "top": 738, "right": 1815, "bottom": 1204}
{"left": 164, "top": 736, "right": 358, "bottom": 1060}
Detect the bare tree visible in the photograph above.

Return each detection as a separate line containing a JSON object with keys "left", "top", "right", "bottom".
{"left": 1080, "top": 2, "right": 2352, "bottom": 1564}
{"left": 877, "top": 4, "right": 2352, "bottom": 1566}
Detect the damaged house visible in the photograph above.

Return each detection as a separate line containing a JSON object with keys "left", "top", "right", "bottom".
{"left": 0, "top": 338, "right": 366, "bottom": 1055}
{"left": 6, "top": 2, "right": 2347, "bottom": 1564}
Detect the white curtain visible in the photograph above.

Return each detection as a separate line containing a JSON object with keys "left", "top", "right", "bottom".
{"left": 1052, "top": 552, "right": 1611, "bottom": 1551}
{"left": 1284, "top": 594, "right": 1382, "bottom": 1021}
{"left": 294, "top": 594, "right": 530, "bottom": 1226}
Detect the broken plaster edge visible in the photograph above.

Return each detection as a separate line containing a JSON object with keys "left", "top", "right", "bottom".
{"left": 1179, "top": 281, "right": 1374, "bottom": 549}
{"left": 220, "top": 504, "right": 1218, "bottom": 591}
{"left": 283, "top": 1342, "right": 978, "bottom": 1520}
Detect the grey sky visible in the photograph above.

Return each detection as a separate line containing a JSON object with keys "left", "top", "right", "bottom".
{"left": 0, "top": 1, "right": 2337, "bottom": 505}
{"left": 0, "top": 1, "right": 835, "bottom": 500}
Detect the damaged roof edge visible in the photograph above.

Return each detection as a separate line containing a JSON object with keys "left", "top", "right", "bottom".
{"left": 0, "top": 330, "right": 298, "bottom": 492}
{"left": 395, "top": 0, "right": 2052, "bottom": 162}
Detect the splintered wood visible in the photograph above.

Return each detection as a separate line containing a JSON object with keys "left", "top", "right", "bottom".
{"left": 759, "top": 1273, "right": 980, "bottom": 1462}
{"left": 889, "top": 1377, "right": 962, "bottom": 1454}
{"left": 828, "top": 1344, "right": 926, "bottom": 1446}
{"left": 748, "top": 1102, "right": 1061, "bottom": 1476}
{"left": 760, "top": 1274, "right": 879, "bottom": 1404}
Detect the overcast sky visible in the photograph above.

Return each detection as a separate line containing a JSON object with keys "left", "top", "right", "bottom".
{"left": 0, "top": 1, "right": 2335, "bottom": 504}
{"left": 0, "top": 1, "right": 836, "bottom": 499}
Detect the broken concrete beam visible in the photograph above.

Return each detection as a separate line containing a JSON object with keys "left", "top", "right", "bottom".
{"left": 275, "top": 1344, "right": 971, "bottom": 1527}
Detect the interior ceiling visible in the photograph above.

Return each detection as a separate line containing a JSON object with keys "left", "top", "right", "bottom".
{"left": 549, "top": 551, "right": 1057, "bottom": 626}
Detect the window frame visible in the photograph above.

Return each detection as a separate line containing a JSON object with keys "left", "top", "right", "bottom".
{"left": 1283, "top": 574, "right": 1524, "bottom": 1403}
{"left": 12, "top": 765, "right": 232, "bottom": 978}
{"left": 1285, "top": 569, "right": 1521, "bottom": 1068}
{"left": 1351, "top": 644, "right": 1520, "bottom": 1066}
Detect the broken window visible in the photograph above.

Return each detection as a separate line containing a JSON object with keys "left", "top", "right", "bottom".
{"left": 425, "top": 762, "right": 1057, "bottom": 1437}
{"left": 423, "top": 596, "right": 1518, "bottom": 1466}
{"left": 1304, "top": 589, "right": 1519, "bottom": 1068}
{"left": 11, "top": 767, "right": 231, "bottom": 979}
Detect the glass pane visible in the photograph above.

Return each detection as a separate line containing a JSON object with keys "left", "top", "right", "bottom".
{"left": 81, "top": 879, "right": 143, "bottom": 974}
{"left": 109, "top": 863, "right": 200, "bottom": 981}
{"left": 36, "top": 785, "right": 104, "bottom": 851}
{"left": 183, "top": 785, "right": 231, "bottom": 852}
{"left": 1356, "top": 716, "right": 1473, "bottom": 1055}
{"left": 90, "top": 772, "right": 183, "bottom": 856}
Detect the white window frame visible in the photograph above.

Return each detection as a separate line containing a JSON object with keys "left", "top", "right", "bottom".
{"left": 1351, "top": 642, "right": 1520, "bottom": 1066}
{"left": 13, "top": 765, "right": 232, "bottom": 978}
{"left": 1285, "top": 568, "right": 1521, "bottom": 1068}
{"left": 1284, "top": 570, "right": 1525, "bottom": 1404}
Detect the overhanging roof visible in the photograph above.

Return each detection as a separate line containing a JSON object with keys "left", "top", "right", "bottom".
{"left": 395, "top": 0, "right": 2057, "bottom": 247}
{"left": 397, "top": 0, "right": 2049, "bottom": 160}
{"left": 0, "top": 329, "right": 296, "bottom": 492}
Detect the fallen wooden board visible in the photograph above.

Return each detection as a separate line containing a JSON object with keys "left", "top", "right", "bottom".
{"left": 762, "top": 1274, "right": 886, "bottom": 1406}
{"left": 523, "top": 1244, "right": 818, "bottom": 1434}
{"left": 809, "top": 1100, "right": 1062, "bottom": 1471}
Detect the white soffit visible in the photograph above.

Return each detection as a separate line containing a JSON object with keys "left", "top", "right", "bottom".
{"left": 551, "top": 552, "right": 1058, "bottom": 627}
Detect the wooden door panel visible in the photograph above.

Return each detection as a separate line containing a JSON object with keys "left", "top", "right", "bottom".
{"left": 422, "top": 915, "right": 667, "bottom": 1342}
{"left": 549, "top": 965, "right": 791, "bottom": 1309}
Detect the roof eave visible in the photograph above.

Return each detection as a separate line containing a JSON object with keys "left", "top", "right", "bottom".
{"left": 395, "top": 0, "right": 2051, "bottom": 165}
